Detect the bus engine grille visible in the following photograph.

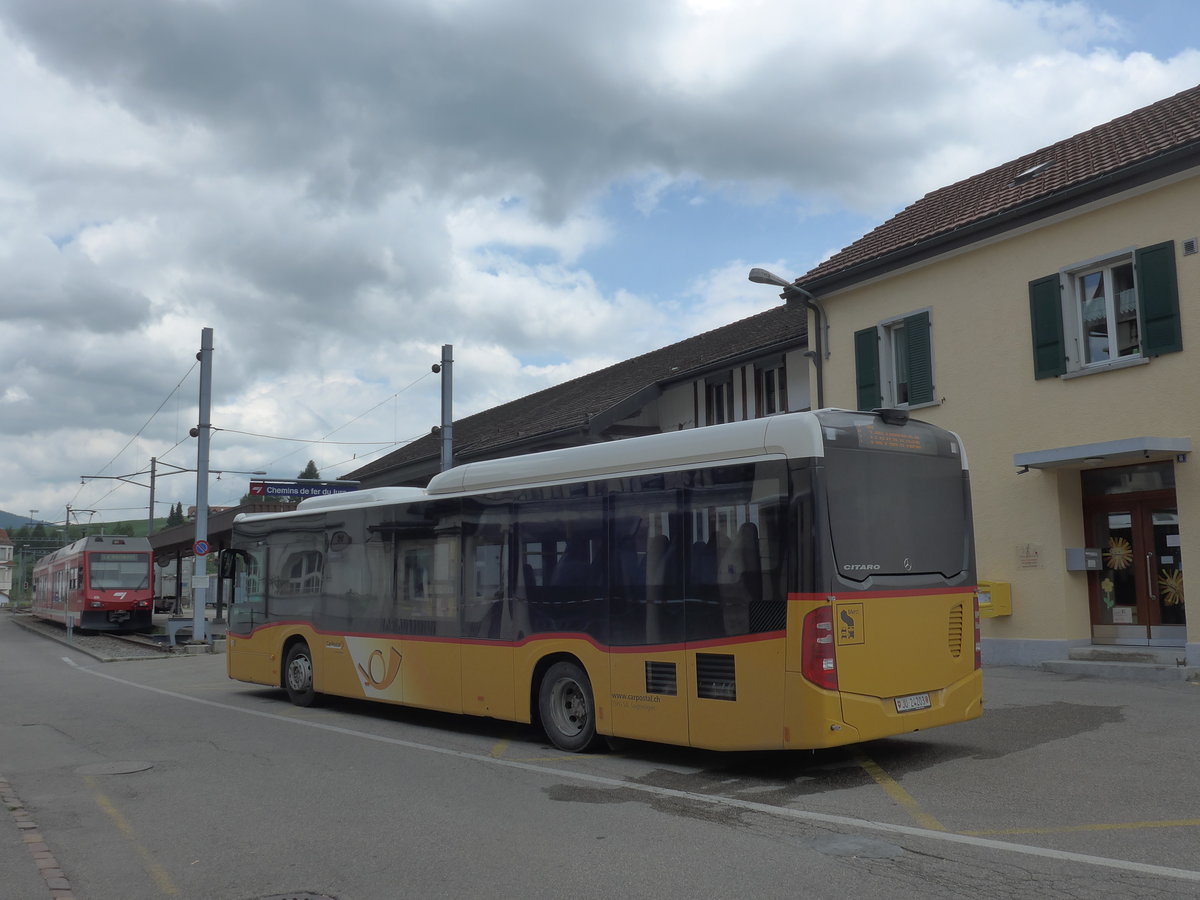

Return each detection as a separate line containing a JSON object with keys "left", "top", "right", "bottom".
{"left": 948, "top": 603, "right": 964, "bottom": 658}
{"left": 696, "top": 653, "right": 737, "bottom": 701}
{"left": 645, "top": 661, "right": 678, "bottom": 695}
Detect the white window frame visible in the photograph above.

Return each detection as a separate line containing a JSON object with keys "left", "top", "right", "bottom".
{"left": 704, "top": 376, "right": 734, "bottom": 425}
{"left": 754, "top": 358, "right": 787, "bottom": 417}
{"left": 876, "top": 309, "right": 936, "bottom": 409}
{"left": 1060, "top": 248, "right": 1149, "bottom": 378}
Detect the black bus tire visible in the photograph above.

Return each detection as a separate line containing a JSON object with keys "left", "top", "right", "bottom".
{"left": 538, "top": 660, "right": 602, "bottom": 752}
{"left": 283, "top": 642, "right": 320, "bottom": 707}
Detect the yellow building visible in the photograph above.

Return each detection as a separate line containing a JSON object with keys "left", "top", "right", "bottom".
{"left": 791, "top": 84, "right": 1200, "bottom": 668}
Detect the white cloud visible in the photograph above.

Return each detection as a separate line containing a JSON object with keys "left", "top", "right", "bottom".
{"left": 0, "top": 0, "right": 1198, "bottom": 521}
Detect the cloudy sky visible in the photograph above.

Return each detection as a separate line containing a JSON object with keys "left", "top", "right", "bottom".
{"left": 3, "top": 0, "right": 1200, "bottom": 528}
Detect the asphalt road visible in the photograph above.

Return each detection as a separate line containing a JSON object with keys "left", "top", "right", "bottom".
{"left": 1, "top": 612, "right": 1198, "bottom": 899}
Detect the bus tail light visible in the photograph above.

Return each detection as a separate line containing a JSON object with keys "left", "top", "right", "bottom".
{"left": 802, "top": 605, "right": 838, "bottom": 690}
{"left": 974, "top": 595, "right": 982, "bottom": 670}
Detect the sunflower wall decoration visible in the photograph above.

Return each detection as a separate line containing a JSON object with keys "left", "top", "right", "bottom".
{"left": 1158, "top": 568, "right": 1185, "bottom": 607}
{"left": 1104, "top": 536, "right": 1134, "bottom": 570}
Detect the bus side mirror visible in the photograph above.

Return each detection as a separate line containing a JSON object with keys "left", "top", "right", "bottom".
{"left": 220, "top": 549, "right": 248, "bottom": 579}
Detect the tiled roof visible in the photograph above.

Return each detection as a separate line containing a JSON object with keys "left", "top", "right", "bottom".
{"left": 348, "top": 303, "right": 807, "bottom": 483}
{"left": 0, "top": 529, "right": 11, "bottom": 546}
{"left": 800, "top": 83, "right": 1200, "bottom": 290}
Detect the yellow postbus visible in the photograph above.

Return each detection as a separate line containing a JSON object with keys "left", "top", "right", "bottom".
{"left": 225, "top": 408, "right": 981, "bottom": 752}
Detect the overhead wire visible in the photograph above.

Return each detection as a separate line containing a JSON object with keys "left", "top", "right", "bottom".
{"left": 69, "top": 361, "right": 200, "bottom": 510}
{"left": 316, "top": 431, "right": 434, "bottom": 476}
{"left": 212, "top": 427, "right": 400, "bottom": 445}
{"left": 263, "top": 370, "right": 435, "bottom": 469}
{"left": 90, "top": 361, "right": 199, "bottom": 476}
{"left": 68, "top": 361, "right": 435, "bottom": 520}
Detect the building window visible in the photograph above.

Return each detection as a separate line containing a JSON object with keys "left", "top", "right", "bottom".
{"left": 1029, "top": 241, "right": 1181, "bottom": 380}
{"left": 853, "top": 310, "right": 934, "bottom": 410}
{"left": 705, "top": 377, "right": 733, "bottom": 425}
{"left": 1076, "top": 258, "right": 1138, "bottom": 363}
{"left": 755, "top": 360, "right": 788, "bottom": 417}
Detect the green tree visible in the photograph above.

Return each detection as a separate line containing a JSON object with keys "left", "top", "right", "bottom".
{"left": 167, "top": 502, "right": 185, "bottom": 527}
{"left": 298, "top": 460, "right": 320, "bottom": 480}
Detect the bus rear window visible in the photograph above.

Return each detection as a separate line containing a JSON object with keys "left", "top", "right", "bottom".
{"left": 823, "top": 448, "right": 969, "bottom": 580}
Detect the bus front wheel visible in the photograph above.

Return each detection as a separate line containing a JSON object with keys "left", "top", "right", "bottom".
{"left": 283, "top": 642, "right": 320, "bottom": 707}
{"left": 538, "top": 661, "right": 601, "bottom": 752}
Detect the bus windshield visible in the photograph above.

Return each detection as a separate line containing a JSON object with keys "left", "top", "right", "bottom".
{"left": 89, "top": 553, "right": 151, "bottom": 589}
{"left": 823, "top": 433, "right": 970, "bottom": 581}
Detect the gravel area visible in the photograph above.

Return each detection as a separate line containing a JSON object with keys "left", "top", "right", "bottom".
{"left": 7, "top": 611, "right": 178, "bottom": 662}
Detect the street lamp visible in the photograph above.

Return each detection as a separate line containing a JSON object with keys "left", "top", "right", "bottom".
{"left": 748, "top": 267, "right": 827, "bottom": 409}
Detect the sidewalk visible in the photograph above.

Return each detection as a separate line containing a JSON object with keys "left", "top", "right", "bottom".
{"left": 0, "top": 774, "right": 65, "bottom": 899}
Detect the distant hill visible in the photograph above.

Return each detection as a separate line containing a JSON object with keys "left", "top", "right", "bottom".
{"left": 0, "top": 511, "right": 169, "bottom": 537}
{"left": 0, "top": 510, "right": 44, "bottom": 530}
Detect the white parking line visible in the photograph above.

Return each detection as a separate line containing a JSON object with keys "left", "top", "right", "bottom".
{"left": 65, "top": 658, "right": 1200, "bottom": 884}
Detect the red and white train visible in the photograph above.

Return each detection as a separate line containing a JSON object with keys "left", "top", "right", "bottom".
{"left": 31, "top": 535, "right": 154, "bottom": 632}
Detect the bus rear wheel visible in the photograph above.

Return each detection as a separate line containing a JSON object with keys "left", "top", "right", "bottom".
{"left": 539, "top": 661, "right": 601, "bottom": 752}
{"left": 283, "top": 642, "right": 320, "bottom": 707}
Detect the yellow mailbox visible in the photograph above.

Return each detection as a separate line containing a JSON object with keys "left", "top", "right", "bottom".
{"left": 977, "top": 580, "right": 1012, "bottom": 617}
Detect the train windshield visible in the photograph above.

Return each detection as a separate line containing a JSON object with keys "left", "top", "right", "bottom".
{"left": 89, "top": 553, "right": 151, "bottom": 589}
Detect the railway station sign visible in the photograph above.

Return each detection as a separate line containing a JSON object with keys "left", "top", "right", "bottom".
{"left": 248, "top": 479, "right": 361, "bottom": 501}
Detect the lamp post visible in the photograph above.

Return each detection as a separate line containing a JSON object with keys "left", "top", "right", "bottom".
{"left": 748, "top": 267, "right": 827, "bottom": 409}
{"left": 432, "top": 344, "right": 454, "bottom": 472}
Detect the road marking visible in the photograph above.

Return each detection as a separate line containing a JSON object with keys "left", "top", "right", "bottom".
{"left": 964, "top": 819, "right": 1200, "bottom": 837}
{"left": 855, "top": 752, "right": 946, "bottom": 831}
{"left": 64, "top": 658, "right": 1200, "bottom": 885}
{"left": 84, "top": 775, "right": 178, "bottom": 896}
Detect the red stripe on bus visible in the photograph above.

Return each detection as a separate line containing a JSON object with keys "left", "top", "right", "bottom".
{"left": 231, "top": 621, "right": 786, "bottom": 654}
{"left": 788, "top": 586, "right": 977, "bottom": 601}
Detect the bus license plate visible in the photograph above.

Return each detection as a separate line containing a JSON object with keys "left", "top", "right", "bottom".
{"left": 895, "top": 692, "right": 931, "bottom": 713}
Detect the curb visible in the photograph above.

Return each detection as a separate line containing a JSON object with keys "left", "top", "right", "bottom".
{"left": 1, "top": 775, "right": 77, "bottom": 899}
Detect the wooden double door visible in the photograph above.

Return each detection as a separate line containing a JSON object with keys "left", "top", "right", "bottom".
{"left": 1084, "top": 490, "right": 1186, "bottom": 646}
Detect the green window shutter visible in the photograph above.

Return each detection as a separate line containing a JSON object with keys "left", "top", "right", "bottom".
{"left": 1136, "top": 241, "right": 1182, "bottom": 356}
{"left": 1028, "top": 274, "right": 1066, "bottom": 379}
{"left": 903, "top": 311, "right": 934, "bottom": 404}
{"left": 854, "top": 327, "right": 881, "bottom": 410}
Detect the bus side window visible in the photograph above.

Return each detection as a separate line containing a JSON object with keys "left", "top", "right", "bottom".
{"left": 610, "top": 493, "right": 684, "bottom": 646}
{"left": 463, "top": 505, "right": 512, "bottom": 640}
{"left": 685, "top": 461, "right": 788, "bottom": 640}
{"left": 518, "top": 499, "right": 606, "bottom": 639}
